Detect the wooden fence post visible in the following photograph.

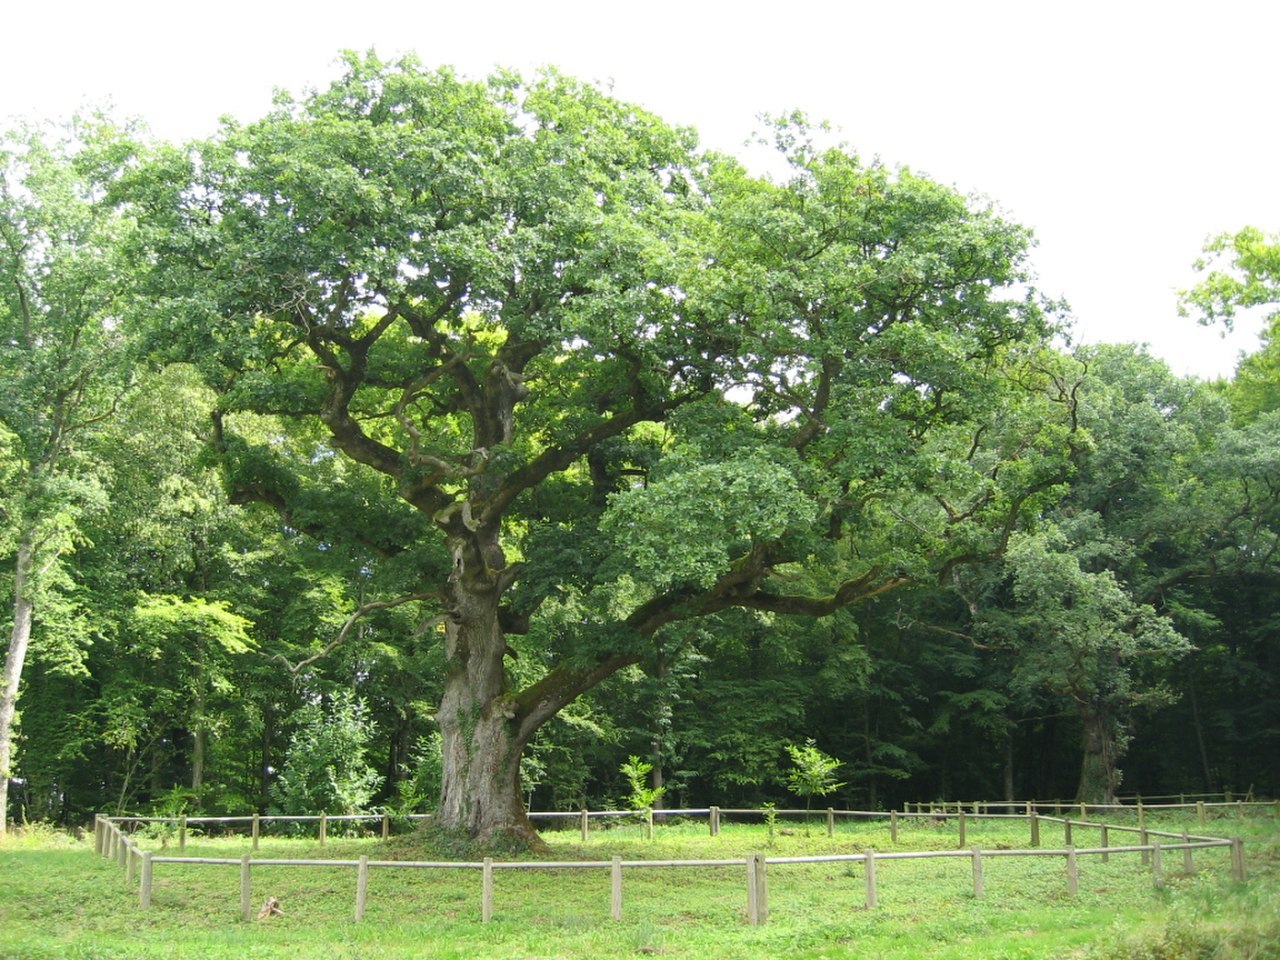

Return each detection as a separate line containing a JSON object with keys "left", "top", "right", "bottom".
{"left": 1030, "top": 813, "right": 1040, "bottom": 848}
{"left": 971, "top": 847, "right": 984, "bottom": 900}
{"left": 1100, "top": 824, "right": 1109, "bottom": 863}
{"left": 1152, "top": 840, "right": 1164, "bottom": 889}
{"left": 240, "top": 854, "right": 252, "bottom": 922}
{"left": 1197, "top": 801, "right": 1206, "bottom": 827}
{"left": 139, "top": 851, "right": 153, "bottom": 909}
{"left": 482, "top": 858, "right": 494, "bottom": 922}
{"left": 117, "top": 832, "right": 128, "bottom": 868}
{"left": 126, "top": 840, "right": 136, "bottom": 884}
{"left": 580, "top": 808, "right": 589, "bottom": 843}
{"left": 319, "top": 813, "right": 328, "bottom": 847}
{"left": 710, "top": 806, "right": 720, "bottom": 836}
{"left": 890, "top": 810, "right": 898, "bottom": 844}
{"left": 754, "top": 852, "right": 768, "bottom": 925}
{"left": 646, "top": 808, "right": 654, "bottom": 840}
{"left": 958, "top": 810, "right": 966, "bottom": 849}
{"left": 179, "top": 816, "right": 187, "bottom": 852}
{"left": 1137, "top": 799, "right": 1146, "bottom": 832}
{"left": 251, "top": 813, "right": 260, "bottom": 852}
{"left": 611, "top": 856, "right": 623, "bottom": 921}
{"left": 1140, "top": 826, "right": 1150, "bottom": 866}
{"left": 1064, "top": 820, "right": 1073, "bottom": 846}
{"left": 1231, "top": 838, "right": 1246, "bottom": 881}
{"left": 827, "top": 807, "right": 835, "bottom": 838}
{"left": 864, "top": 849, "right": 878, "bottom": 909}
{"left": 381, "top": 814, "right": 390, "bottom": 840}
{"left": 94, "top": 816, "right": 102, "bottom": 856}
{"left": 1079, "top": 802, "right": 1087, "bottom": 820}
{"left": 1066, "top": 846, "right": 1078, "bottom": 897}
{"left": 746, "top": 853, "right": 768, "bottom": 926}
{"left": 1183, "top": 831, "right": 1194, "bottom": 874}
{"left": 355, "top": 855, "right": 369, "bottom": 921}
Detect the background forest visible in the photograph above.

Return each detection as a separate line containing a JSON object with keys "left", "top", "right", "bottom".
{"left": 3, "top": 57, "right": 1278, "bottom": 835}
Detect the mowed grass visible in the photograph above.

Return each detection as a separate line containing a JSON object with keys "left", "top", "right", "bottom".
{"left": 1, "top": 810, "right": 1277, "bottom": 960}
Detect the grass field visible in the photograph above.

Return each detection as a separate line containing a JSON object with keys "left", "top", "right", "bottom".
{"left": 2, "top": 811, "right": 1276, "bottom": 960}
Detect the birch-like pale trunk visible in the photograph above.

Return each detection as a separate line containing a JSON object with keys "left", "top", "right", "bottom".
{"left": 0, "top": 538, "right": 35, "bottom": 835}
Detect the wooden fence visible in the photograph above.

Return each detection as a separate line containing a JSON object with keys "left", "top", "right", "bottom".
{"left": 92, "top": 805, "right": 1253, "bottom": 927}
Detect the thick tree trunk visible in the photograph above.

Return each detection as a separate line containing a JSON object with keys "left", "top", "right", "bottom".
{"left": 1077, "top": 707, "right": 1122, "bottom": 805}
{"left": 1, "top": 539, "right": 36, "bottom": 836}
{"left": 433, "top": 547, "right": 542, "bottom": 849}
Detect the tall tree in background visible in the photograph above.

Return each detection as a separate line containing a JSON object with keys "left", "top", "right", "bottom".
{"left": 124, "top": 55, "right": 1072, "bottom": 846}
{"left": 0, "top": 119, "right": 137, "bottom": 832}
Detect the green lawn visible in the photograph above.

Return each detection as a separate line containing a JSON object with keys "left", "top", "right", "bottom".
{"left": 2, "top": 812, "right": 1276, "bottom": 960}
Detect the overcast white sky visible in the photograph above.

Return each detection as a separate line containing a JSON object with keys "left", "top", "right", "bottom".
{"left": 5, "top": 0, "right": 1277, "bottom": 378}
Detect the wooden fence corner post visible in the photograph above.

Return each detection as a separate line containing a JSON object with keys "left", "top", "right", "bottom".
{"left": 240, "top": 854, "right": 252, "bottom": 922}
{"left": 482, "top": 857, "right": 494, "bottom": 922}
{"left": 611, "top": 855, "right": 623, "bottom": 921}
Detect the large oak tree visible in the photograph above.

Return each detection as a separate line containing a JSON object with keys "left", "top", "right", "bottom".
{"left": 126, "top": 54, "right": 1071, "bottom": 846}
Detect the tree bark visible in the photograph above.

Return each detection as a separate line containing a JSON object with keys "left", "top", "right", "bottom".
{"left": 1077, "top": 706, "right": 1122, "bottom": 805}
{"left": 0, "top": 538, "right": 35, "bottom": 836}
{"left": 432, "top": 537, "right": 543, "bottom": 849}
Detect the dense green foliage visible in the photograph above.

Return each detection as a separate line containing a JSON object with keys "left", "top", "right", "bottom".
{"left": 1, "top": 56, "right": 1278, "bottom": 836}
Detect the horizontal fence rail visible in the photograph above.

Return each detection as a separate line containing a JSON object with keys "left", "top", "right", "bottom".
{"left": 93, "top": 801, "right": 1260, "bottom": 927}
